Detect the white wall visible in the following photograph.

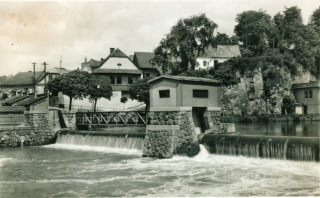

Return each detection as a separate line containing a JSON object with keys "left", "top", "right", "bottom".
{"left": 195, "top": 57, "right": 230, "bottom": 70}
{"left": 61, "top": 91, "right": 144, "bottom": 111}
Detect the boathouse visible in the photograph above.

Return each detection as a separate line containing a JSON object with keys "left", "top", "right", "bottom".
{"left": 143, "top": 75, "right": 222, "bottom": 158}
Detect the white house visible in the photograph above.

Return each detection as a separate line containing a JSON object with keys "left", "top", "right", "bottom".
{"left": 196, "top": 45, "right": 241, "bottom": 70}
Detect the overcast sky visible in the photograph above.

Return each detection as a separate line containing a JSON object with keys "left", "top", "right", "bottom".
{"left": 0, "top": 0, "right": 319, "bottom": 76}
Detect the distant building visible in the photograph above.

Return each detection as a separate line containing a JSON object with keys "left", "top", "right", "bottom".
{"left": 292, "top": 81, "right": 320, "bottom": 114}
{"left": 93, "top": 48, "right": 142, "bottom": 97}
{"left": 81, "top": 57, "right": 102, "bottom": 73}
{"left": 196, "top": 45, "right": 241, "bottom": 70}
{"left": 132, "top": 52, "right": 162, "bottom": 78}
{"left": 0, "top": 71, "right": 45, "bottom": 97}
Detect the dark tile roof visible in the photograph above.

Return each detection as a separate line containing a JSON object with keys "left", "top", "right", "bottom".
{"left": 148, "top": 75, "right": 221, "bottom": 85}
{"left": 1, "top": 95, "right": 30, "bottom": 106}
{"left": 16, "top": 95, "right": 47, "bottom": 107}
{"left": 133, "top": 52, "right": 163, "bottom": 75}
{"left": 0, "top": 106, "right": 26, "bottom": 113}
{"left": 292, "top": 81, "right": 320, "bottom": 89}
{"left": 200, "top": 45, "right": 241, "bottom": 58}
{"left": 133, "top": 52, "right": 157, "bottom": 69}
{"left": 94, "top": 69, "right": 142, "bottom": 74}
{"left": 0, "top": 71, "right": 44, "bottom": 86}
{"left": 99, "top": 48, "right": 131, "bottom": 67}
{"left": 89, "top": 59, "right": 101, "bottom": 67}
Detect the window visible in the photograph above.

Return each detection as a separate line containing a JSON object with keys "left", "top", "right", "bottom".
{"left": 117, "top": 76, "right": 122, "bottom": 84}
{"left": 203, "top": 61, "right": 207, "bottom": 66}
{"left": 128, "top": 77, "right": 133, "bottom": 84}
{"left": 214, "top": 60, "right": 218, "bottom": 65}
{"left": 159, "top": 90, "right": 170, "bottom": 98}
{"left": 305, "top": 90, "right": 313, "bottom": 98}
{"left": 143, "top": 73, "right": 151, "bottom": 78}
{"left": 193, "top": 89, "right": 208, "bottom": 98}
{"left": 110, "top": 76, "right": 115, "bottom": 84}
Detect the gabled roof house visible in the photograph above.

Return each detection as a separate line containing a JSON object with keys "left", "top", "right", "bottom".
{"left": 0, "top": 71, "right": 45, "bottom": 97}
{"left": 196, "top": 45, "right": 241, "bottom": 70}
{"left": 93, "top": 48, "right": 142, "bottom": 96}
{"left": 132, "top": 52, "right": 163, "bottom": 78}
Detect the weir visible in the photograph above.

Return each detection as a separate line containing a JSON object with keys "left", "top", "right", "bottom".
{"left": 56, "top": 130, "right": 145, "bottom": 150}
{"left": 200, "top": 134, "right": 320, "bottom": 161}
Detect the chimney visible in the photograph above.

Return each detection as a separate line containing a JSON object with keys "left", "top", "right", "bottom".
{"left": 85, "top": 56, "right": 87, "bottom": 63}
{"left": 110, "top": 48, "right": 115, "bottom": 55}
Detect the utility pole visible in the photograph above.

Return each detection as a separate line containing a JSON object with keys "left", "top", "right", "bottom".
{"left": 42, "top": 62, "right": 48, "bottom": 85}
{"left": 60, "top": 56, "right": 62, "bottom": 75}
{"left": 42, "top": 62, "right": 48, "bottom": 95}
{"left": 32, "top": 62, "right": 36, "bottom": 98}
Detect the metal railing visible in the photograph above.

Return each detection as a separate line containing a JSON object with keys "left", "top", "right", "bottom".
{"left": 76, "top": 111, "right": 147, "bottom": 126}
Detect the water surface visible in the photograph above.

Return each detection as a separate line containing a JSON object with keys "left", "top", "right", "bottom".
{"left": 0, "top": 144, "right": 319, "bottom": 197}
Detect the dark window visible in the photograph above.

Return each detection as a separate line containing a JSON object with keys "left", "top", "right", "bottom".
{"left": 309, "top": 90, "right": 313, "bottom": 98}
{"left": 117, "top": 76, "right": 122, "bottom": 84}
{"left": 193, "top": 89, "right": 208, "bottom": 98}
{"left": 214, "top": 60, "right": 218, "bottom": 65}
{"left": 128, "top": 77, "right": 133, "bottom": 84}
{"left": 159, "top": 90, "right": 170, "bottom": 98}
{"left": 203, "top": 61, "right": 207, "bottom": 66}
{"left": 110, "top": 76, "right": 115, "bottom": 84}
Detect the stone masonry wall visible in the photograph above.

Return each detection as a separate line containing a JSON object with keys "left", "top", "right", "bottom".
{"left": 61, "top": 111, "right": 76, "bottom": 130}
{"left": 143, "top": 111, "right": 199, "bottom": 158}
{"left": 0, "top": 111, "right": 55, "bottom": 148}
{"left": 207, "top": 110, "right": 221, "bottom": 132}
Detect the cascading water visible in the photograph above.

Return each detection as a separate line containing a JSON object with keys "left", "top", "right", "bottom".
{"left": 56, "top": 133, "right": 145, "bottom": 150}
{"left": 200, "top": 134, "right": 319, "bottom": 161}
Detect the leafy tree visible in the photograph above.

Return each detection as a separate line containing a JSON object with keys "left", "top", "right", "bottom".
{"left": 120, "top": 96, "right": 128, "bottom": 110}
{"left": 179, "top": 69, "right": 214, "bottom": 79}
{"left": 281, "top": 95, "right": 295, "bottom": 114}
{"left": 215, "top": 33, "right": 239, "bottom": 45}
{"left": 234, "top": 10, "right": 273, "bottom": 55}
{"left": 210, "top": 60, "right": 239, "bottom": 86}
{"left": 262, "top": 66, "right": 283, "bottom": 114}
{"left": 47, "top": 70, "right": 91, "bottom": 111}
{"left": 153, "top": 13, "right": 217, "bottom": 74}
{"left": 310, "top": 6, "right": 320, "bottom": 28}
{"left": 86, "top": 75, "right": 112, "bottom": 112}
{"left": 129, "top": 77, "right": 151, "bottom": 113}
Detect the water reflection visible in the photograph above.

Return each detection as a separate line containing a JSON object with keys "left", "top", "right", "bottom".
{"left": 235, "top": 122, "right": 320, "bottom": 137}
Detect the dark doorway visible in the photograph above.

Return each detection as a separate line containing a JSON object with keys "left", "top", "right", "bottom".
{"left": 192, "top": 107, "right": 208, "bottom": 133}
{"left": 304, "top": 105, "right": 308, "bottom": 114}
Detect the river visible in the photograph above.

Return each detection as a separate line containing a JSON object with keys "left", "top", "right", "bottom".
{"left": 0, "top": 143, "right": 319, "bottom": 197}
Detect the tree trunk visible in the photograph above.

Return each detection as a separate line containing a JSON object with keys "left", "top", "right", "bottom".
{"left": 69, "top": 97, "right": 72, "bottom": 111}
{"left": 94, "top": 99, "right": 97, "bottom": 112}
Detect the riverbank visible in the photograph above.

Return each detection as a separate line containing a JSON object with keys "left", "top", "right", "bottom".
{"left": 232, "top": 114, "right": 320, "bottom": 123}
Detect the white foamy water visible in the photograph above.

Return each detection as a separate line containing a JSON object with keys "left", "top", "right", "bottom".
{"left": 1, "top": 144, "right": 319, "bottom": 197}
{"left": 0, "top": 157, "right": 13, "bottom": 167}
{"left": 43, "top": 143, "right": 143, "bottom": 155}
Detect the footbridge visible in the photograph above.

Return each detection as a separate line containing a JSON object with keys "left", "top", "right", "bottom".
{"left": 76, "top": 111, "right": 147, "bottom": 127}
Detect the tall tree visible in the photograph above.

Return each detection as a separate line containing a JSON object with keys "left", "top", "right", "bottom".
{"left": 153, "top": 13, "right": 217, "bottom": 74}
{"left": 86, "top": 75, "right": 112, "bottom": 112}
{"left": 47, "top": 70, "right": 91, "bottom": 111}
{"left": 129, "top": 77, "right": 151, "bottom": 113}
{"left": 215, "top": 33, "right": 239, "bottom": 45}
{"left": 234, "top": 10, "right": 273, "bottom": 55}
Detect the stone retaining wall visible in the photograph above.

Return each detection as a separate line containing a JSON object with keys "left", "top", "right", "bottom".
{"left": 143, "top": 110, "right": 199, "bottom": 158}
{"left": 0, "top": 111, "right": 55, "bottom": 148}
{"left": 61, "top": 111, "right": 76, "bottom": 130}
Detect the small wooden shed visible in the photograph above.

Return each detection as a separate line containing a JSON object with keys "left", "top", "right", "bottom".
{"left": 148, "top": 75, "right": 221, "bottom": 110}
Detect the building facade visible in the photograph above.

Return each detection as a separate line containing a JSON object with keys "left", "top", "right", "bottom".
{"left": 292, "top": 81, "right": 320, "bottom": 114}
{"left": 196, "top": 45, "right": 241, "bottom": 70}
{"left": 93, "top": 48, "right": 142, "bottom": 97}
